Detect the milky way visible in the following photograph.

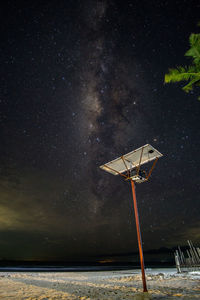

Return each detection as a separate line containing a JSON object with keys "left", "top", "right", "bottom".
{"left": 0, "top": 0, "right": 200, "bottom": 261}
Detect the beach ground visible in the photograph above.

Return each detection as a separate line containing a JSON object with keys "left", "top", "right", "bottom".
{"left": 0, "top": 268, "right": 199, "bottom": 299}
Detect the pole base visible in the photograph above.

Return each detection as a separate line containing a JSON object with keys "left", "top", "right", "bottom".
{"left": 133, "top": 292, "right": 152, "bottom": 300}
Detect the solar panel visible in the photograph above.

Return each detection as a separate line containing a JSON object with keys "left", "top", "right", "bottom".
{"left": 99, "top": 144, "right": 163, "bottom": 175}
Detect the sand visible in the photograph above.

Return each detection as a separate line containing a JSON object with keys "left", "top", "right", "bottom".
{"left": 0, "top": 268, "right": 199, "bottom": 299}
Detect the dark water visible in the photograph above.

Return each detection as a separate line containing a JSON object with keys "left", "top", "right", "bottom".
{"left": 0, "top": 263, "right": 173, "bottom": 272}
{"left": 0, "top": 265, "right": 137, "bottom": 272}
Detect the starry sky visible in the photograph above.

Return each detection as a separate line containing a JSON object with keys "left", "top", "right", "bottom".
{"left": 0, "top": 0, "right": 200, "bottom": 262}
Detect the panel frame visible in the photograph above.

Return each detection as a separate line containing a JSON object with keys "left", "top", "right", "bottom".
{"left": 99, "top": 144, "right": 163, "bottom": 176}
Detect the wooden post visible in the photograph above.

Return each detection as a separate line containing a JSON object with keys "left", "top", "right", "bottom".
{"left": 130, "top": 179, "right": 148, "bottom": 292}
{"left": 175, "top": 251, "right": 181, "bottom": 273}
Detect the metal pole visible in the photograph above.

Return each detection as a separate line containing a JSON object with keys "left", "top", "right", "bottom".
{"left": 130, "top": 179, "right": 148, "bottom": 293}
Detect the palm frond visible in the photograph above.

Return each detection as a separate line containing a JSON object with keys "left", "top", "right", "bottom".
{"left": 164, "top": 26, "right": 200, "bottom": 100}
{"left": 164, "top": 66, "right": 200, "bottom": 84}
{"left": 182, "top": 77, "right": 200, "bottom": 92}
{"left": 189, "top": 33, "right": 200, "bottom": 47}
{"left": 185, "top": 34, "right": 200, "bottom": 64}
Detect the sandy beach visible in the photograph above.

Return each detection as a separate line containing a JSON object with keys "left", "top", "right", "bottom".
{"left": 0, "top": 268, "right": 199, "bottom": 299}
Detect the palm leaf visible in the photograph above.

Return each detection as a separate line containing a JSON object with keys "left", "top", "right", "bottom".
{"left": 164, "top": 66, "right": 200, "bottom": 92}
{"left": 164, "top": 26, "right": 200, "bottom": 100}
{"left": 185, "top": 34, "right": 200, "bottom": 64}
{"left": 182, "top": 77, "right": 200, "bottom": 92}
{"left": 164, "top": 66, "right": 200, "bottom": 83}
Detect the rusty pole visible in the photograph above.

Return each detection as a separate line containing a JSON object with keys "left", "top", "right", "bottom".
{"left": 130, "top": 179, "right": 148, "bottom": 293}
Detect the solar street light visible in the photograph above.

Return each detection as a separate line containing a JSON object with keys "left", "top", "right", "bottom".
{"left": 100, "top": 144, "right": 163, "bottom": 292}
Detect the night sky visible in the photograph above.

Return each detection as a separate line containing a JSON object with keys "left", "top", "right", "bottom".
{"left": 1, "top": 0, "right": 200, "bottom": 262}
